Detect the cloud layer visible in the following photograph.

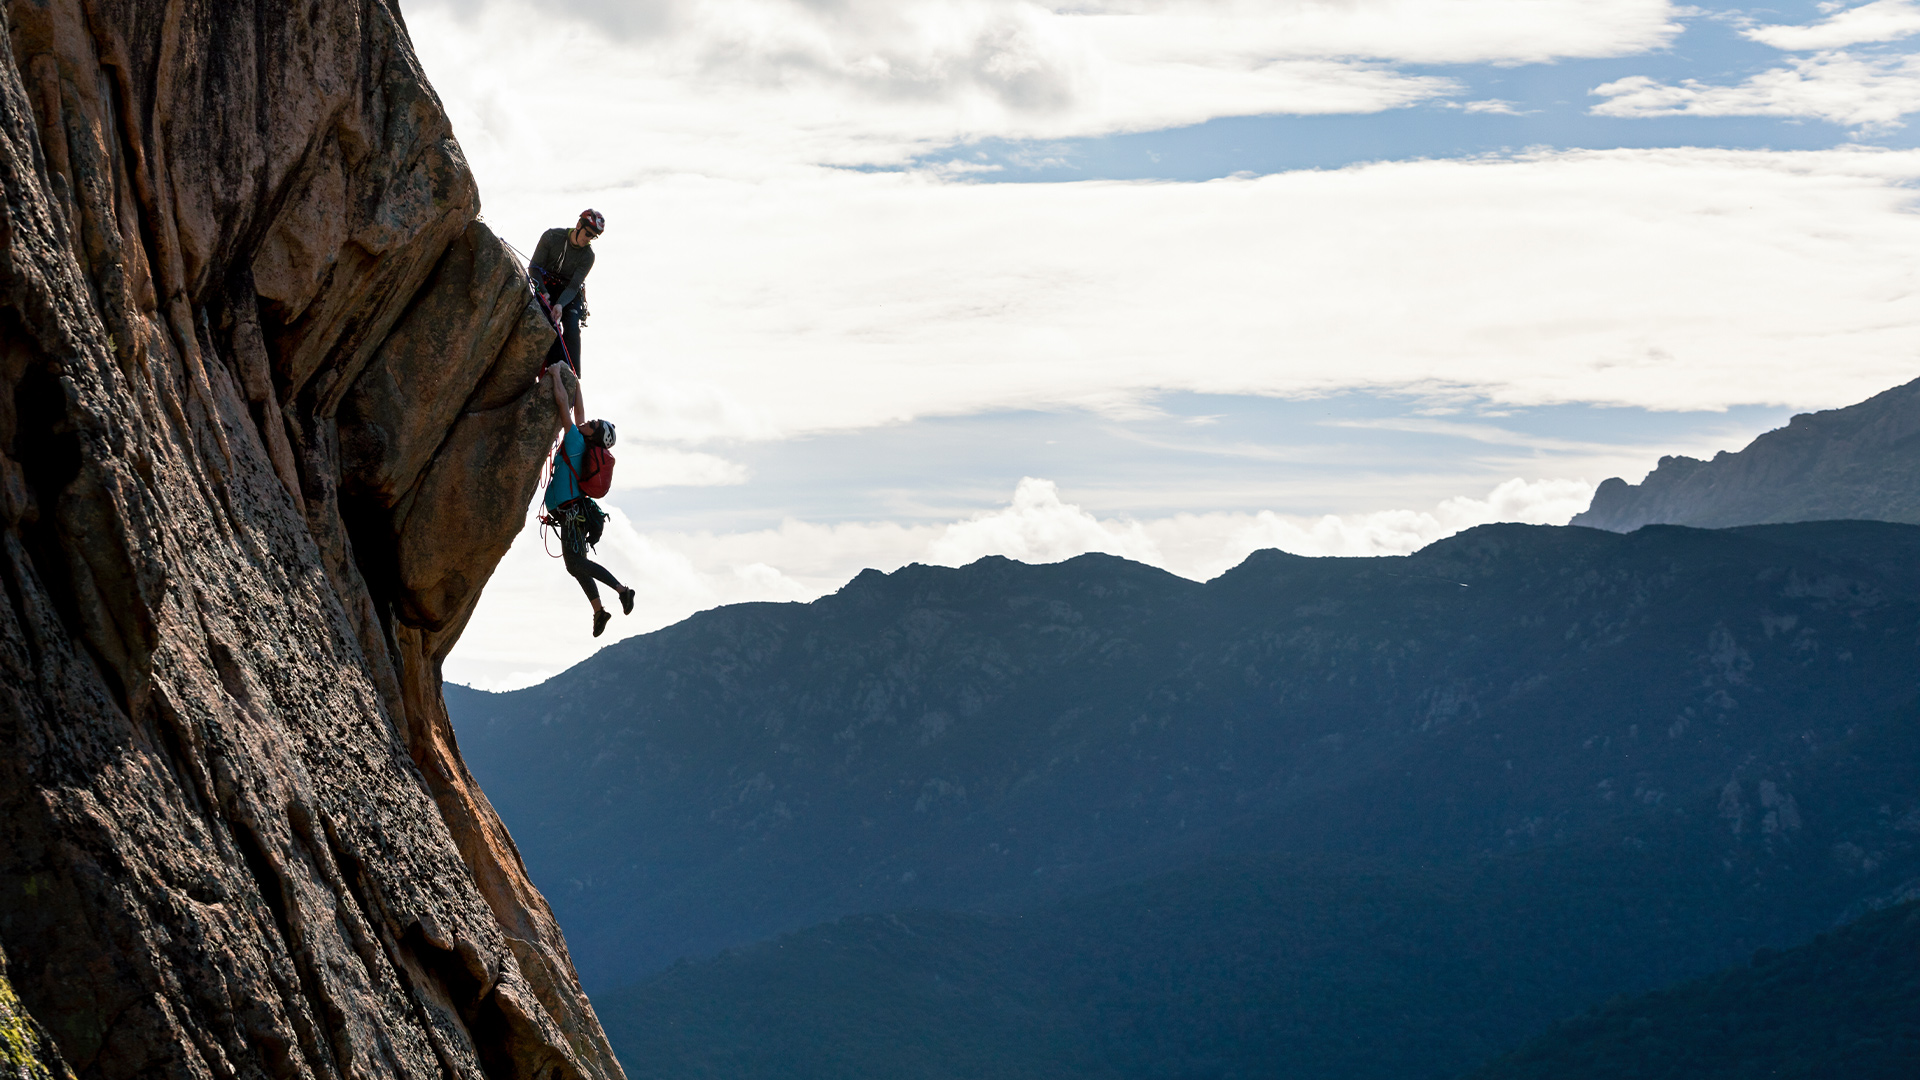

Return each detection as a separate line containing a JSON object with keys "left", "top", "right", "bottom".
{"left": 505, "top": 146, "right": 1920, "bottom": 453}
{"left": 1592, "top": 1, "right": 1920, "bottom": 130}
{"left": 411, "top": 0, "right": 1682, "bottom": 180}
{"left": 1593, "top": 52, "right": 1920, "bottom": 129}
{"left": 413, "top": 0, "right": 1920, "bottom": 455}
{"left": 1744, "top": 0, "right": 1920, "bottom": 51}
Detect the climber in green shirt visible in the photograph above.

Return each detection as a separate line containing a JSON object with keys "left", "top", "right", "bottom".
{"left": 529, "top": 209, "right": 602, "bottom": 377}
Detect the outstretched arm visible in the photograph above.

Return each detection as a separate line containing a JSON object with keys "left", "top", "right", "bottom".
{"left": 548, "top": 365, "right": 578, "bottom": 431}
{"left": 548, "top": 363, "right": 588, "bottom": 427}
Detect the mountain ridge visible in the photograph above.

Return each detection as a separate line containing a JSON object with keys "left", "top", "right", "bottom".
{"left": 450, "top": 520, "right": 1920, "bottom": 990}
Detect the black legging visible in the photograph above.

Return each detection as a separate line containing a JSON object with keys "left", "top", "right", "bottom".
{"left": 562, "top": 517, "right": 621, "bottom": 603}
{"left": 544, "top": 301, "right": 583, "bottom": 375}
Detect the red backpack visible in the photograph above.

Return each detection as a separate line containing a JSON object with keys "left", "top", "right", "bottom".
{"left": 578, "top": 443, "right": 615, "bottom": 498}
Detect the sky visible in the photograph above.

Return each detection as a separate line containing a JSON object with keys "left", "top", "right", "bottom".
{"left": 398, "top": 0, "right": 1920, "bottom": 690}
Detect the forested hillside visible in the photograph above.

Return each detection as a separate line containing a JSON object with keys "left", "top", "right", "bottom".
{"left": 451, "top": 520, "right": 1920, "bottom": 993}
{"left": 1469, "top": 899, "right": 1920, "bottom": 1080}
{"left": 595, "top": 856, "right": 1920, "bottom": 1080}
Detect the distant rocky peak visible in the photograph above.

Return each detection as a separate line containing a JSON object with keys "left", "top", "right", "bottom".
{"left": 1573, "top": 377, "right": 1920, "bottom": 532}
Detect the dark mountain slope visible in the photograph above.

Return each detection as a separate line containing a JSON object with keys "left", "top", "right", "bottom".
{"left": 595, "top": 846, "right": 1920, "bottom": 1080}
{"left": 1468, "top": 899, "right": 1920, "bottom": 1080}
{"left": 1573, "top": 376, "right": 1920, "bottom": 530}
{"left": 450, "top": 522, "right": 1920, "bottom": 989}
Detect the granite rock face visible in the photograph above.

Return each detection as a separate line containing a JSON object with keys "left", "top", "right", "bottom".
{"left": 0, "top": 1, "right": 621, "bottom": 1078}
{"left": 1573, "top": 377, "right": 1920, "bottom": 532}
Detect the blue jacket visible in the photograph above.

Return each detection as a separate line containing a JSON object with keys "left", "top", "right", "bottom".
{"left": 546, "top": 426, "right": 587, "bottom": 510}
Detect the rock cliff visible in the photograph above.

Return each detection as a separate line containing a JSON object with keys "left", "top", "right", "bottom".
{"left": 1572, "top": 376, "right": 1920, "bottom": 531}
{"left": 1, "top": 942, "right": 73, "bottom": 1080}
{"left": 0, "top": 1, "right": 622, "bottom": 1078}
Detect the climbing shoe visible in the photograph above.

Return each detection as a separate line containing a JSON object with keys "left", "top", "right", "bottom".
{"left": 593, "top": 608, "right": 612, "bottom": 637}
{"left": 619, "top": 586, "right": 636, "bottom": 615}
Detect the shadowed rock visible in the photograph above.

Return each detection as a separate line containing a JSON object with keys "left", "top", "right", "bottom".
{"left": 0, "top": 943, "right": 73, "bottom": 1080}
{"left": 0, "top": 0, "right": 621, "bottom": 1077}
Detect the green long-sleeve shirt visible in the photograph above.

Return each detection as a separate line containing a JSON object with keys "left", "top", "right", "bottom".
{"left": 528, "top": 226, "right": 595, "bottom": 310}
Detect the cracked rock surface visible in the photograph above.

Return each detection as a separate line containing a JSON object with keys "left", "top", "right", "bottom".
{"left": 1, "top": 942, "right": 73, "bottom": 1080}
{"left": 0, "top": 0, "right": 622, "bottom": 1077}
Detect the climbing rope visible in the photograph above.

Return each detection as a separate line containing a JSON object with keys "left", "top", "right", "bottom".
{"left": 498, "top": 233, "right": 580, "bottom": 373}
{"left": 498, "top": 228, "right": 585, "bottom": 555}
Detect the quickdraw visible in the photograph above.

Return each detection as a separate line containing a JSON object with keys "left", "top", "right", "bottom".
{"left": 539, "top": 501, "right": 587, "bottom": 560}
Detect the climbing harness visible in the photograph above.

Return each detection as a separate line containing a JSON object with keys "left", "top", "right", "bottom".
{"left": 540, "top": 498, "right": 604, "bottom": 559}
{"left": 532, "top": 286, "right": 578, "bottom": 373}
{"left": 537, "top": 430, "right": 607, "bottom": 557}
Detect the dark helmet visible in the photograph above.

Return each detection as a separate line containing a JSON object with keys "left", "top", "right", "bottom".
{"left": 589, "top": 419, "right": 616, "bottom": 449}
{"left": 578, "top": 208, "right": 605, "bottom": 236}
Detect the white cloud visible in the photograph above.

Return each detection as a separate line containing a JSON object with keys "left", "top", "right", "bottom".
{"left": 927, "top": 477, "right": 1161, "bottom": 564}
{"left": 478, "top": 147, "right": 1920, "bottom": 447}
{"left": 1744, "top": 0, "right": 1920, "bottom": 50}
{"left": 613, "top": 445, "right": 749, "bottom": 488}
{"left": 600, "top": 379, "right": 778, "bottom": 444}
{"left": 1321, "top": 417, "right": 1628, "bottom": 452}
{"left": 1072, "top": 0, "right": 1681, "bottom": 67}
{"left": 408, "top": 0, "right": 1680, "bottom": 183}
{"left": 1591, "top": 52, "right": 1920, "bottom": 129}
{"left": 446, "top": 0, "right": 1686, "bottom": 68}
{"left": 925, "top": 475, "right": 1595, "bottom": 573}
{"left": 446, "top": 475, "right": 1594, "bottom": 689}
{"left": 1139, "top": 475, "right": 1596, "bottom": 575}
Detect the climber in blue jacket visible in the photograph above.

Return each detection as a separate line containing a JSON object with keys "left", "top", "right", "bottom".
{"left": 546, "top": 366, "right": 632, "bottom": 638}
